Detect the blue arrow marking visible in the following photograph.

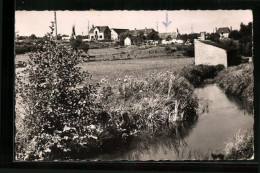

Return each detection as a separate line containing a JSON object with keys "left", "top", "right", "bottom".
{"left": 162, "top": 11, "right": 171, "bottom": 27}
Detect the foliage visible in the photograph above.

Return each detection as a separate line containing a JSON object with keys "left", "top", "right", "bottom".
{"left": 215, "top": 63, "right": 254, "bottom": 107}
{"left": 15, "top": 39, "right": 46, "bottom": 54}
{"left": 70, "top": 38, "right": 89, "bottom": 53}
{"left": 179, "top": 33, "right": 199, "bottom": 43}
{"left": 147, "top": 31, "right": 159, "bottom": 41}
{"left": 181, "top": 64, "right": 225, "bottom": 87}
{"left": 228, "top": 30, "right": 241, "bottom": 40}
{"left": 15, "top": 24, "right": 100, "bottom": 161}
{"left": 182, "top": 45, "right": 194, "bottom": 57}
{"left": 229, "top": 22, "right": 252, "bottom": 56}
{"left": 207, "top": 33, "right": 220, "bottom": 43}
{"left": 95, "top": 72, "right": 198, "bottom": 136}
{"left": 29, "top": 34, "right": 37, "bottom": 40}
{"left": 223, "top": 129, "right": 254, "bottom": 160}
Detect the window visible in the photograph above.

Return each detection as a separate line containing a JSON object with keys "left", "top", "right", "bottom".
{"left": 99, "top": 35, "right": 102, "bottom": 38}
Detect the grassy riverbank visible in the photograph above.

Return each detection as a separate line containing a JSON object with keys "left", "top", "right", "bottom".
{"left": 215, "top": 63, "right": 254, "bottom": 107}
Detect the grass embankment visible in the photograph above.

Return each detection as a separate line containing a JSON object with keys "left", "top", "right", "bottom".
{"left": 89, "top": 72, "right": 198, "bottom": 156}
{"left": 215, "top": 63, "right": 254, "bottom": 107}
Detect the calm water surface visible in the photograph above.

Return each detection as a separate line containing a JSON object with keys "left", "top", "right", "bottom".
{"left": 94, "top": 84, "right": 254, "bottom": 160}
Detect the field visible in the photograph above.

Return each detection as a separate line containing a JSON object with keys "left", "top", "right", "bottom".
{"left": 80, "top": 57, "right": 194, "bottom": 84}
{"left": 15, "top": 46, "right": 194, "bottom": 84}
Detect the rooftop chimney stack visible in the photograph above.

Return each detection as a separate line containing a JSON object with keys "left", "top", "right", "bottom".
{"left": 230, "top": 26, "right": 232, "bottom": 31}
{"left": 215, "top": 27, "right": 217, "bottom": 33}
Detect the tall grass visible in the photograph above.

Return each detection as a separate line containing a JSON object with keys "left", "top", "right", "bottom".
{"left": 223, "top": 129, "right": 254, "bottom": 160}
{"left": 94, "top": 72, "right": 198, "bottom": 137}
{"left": 215, "top": 63, "right": 254, "bottom": 107}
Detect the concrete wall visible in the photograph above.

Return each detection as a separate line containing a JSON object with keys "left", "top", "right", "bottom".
{"left": 194, "top": 39, "right": 228, "bottom": 67}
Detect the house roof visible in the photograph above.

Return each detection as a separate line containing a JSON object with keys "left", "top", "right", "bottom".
{"left": 89, "top": 26, "right": 110, "bottom": 33}
{"left": 111, "top": 28, "right": 129, "bottom": 35}
{"left": 216, "top": 27, "right": 231, "bottom": 34}
{"left": 159, "top": 32, "right": 177, "bottom": 39}
{"left": 125, "top": 36, "right": 142, "bottom": 42}
{"left": 128, "top": 28, "right": 156, "bottom": 36}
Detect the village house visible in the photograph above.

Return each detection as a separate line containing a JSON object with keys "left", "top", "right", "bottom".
{"left": 158, "top": 32, "right": 177, "bottom": 40}
{"left": 124, "top": 36, "right": 143, "bottom": 46}
{"left": 128, "top": 28, "right": 156, "bottom": 37}
{"left": 89, "top": 25, "right": 111, "bottom": 41}
{"left": 111, "top": 28, "right": 129, "bottom": 40}
{"left": 216, "top": 27, "right": 231, "bottom": 39}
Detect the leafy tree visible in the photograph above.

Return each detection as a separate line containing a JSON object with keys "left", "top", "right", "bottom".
{"left": 180, "top": 33, "right": 199, "bottom": 43}
{"left": 147, "top": 31, "right": 159, "bottom": 40}
{"left": 70, "top": 38, "right": 89, "bottom": 53}
{"left": 207, "top": 33, "right": 220, "bottom": 43}
{"left": 228, "top": 30, "right": 242, "bottom": 40}
{"left": 29, "top": 34, "right": 37, "bottom": 40}
{"left": 16, "top": 22, "right": 99, "bottom": 160}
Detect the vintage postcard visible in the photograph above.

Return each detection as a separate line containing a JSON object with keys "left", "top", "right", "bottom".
{"left": 14, "top": 10, "right": 254, "bottom": 161}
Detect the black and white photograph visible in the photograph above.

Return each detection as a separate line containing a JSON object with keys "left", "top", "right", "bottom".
{"left": 14, "top": 10, "right": 254, "bottom": 161}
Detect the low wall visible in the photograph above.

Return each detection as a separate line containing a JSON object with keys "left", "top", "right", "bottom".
{"left": 194, "top": 39, "right": 228, "bottom": 68}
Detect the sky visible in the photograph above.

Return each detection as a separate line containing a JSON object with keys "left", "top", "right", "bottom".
{"left": 15, "top": 10, "right": 253, "bottom": 37}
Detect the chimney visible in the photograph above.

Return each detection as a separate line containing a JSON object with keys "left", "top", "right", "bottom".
{"left": 215, "top": 27, "right": 217, "bottom": 33}
{"left": 92, "top": 25, "right": 94, "bottom": 29}
{"left": 145, "top": 27, "right": 147, "bottom": 32}
{"left": 200, "top": 32, "right": 206, "bottom": 40}
{"left": 135, "top": 28, "right": 137, "bottom": 31}
{"left": 230, "top": 26, "right": 232, "bottom": 31}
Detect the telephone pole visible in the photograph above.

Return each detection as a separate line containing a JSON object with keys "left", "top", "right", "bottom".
{"left": 54, "top": 11, "right": 57, "bottom": 40}
{"left": 156, "top": 21, "right": 158, "bottom": 32}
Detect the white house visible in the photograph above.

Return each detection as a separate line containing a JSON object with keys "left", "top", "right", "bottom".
{"left": 124, "top": 37, "right": 132, "bottom": 46}
{"left": 62, "top": 35, "right": 70, "bottom": 42}
{"left": 216, "top": 27, "right": 231, "bottom": 39}
{"left": 111, "top": 28, "right": 129, "bottom": 40}
{"left": 89, "top": 26, "right": 111, "bottom": 41}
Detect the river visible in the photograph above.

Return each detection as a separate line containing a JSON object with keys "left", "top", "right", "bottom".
{"left": 92, "top": 84, "right": 254, "bottom": 160}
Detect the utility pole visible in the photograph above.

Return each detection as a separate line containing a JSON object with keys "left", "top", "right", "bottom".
{"left": 156, "top": 21, "right": 158, "bottom": 32}
{"left": 88, "top": 20, "right": 90, "bottom": 37}
{"left": 54, "top": 11, "right": 57, "bottom": 40}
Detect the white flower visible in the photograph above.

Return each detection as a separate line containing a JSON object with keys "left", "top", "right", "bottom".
{"left": 44, "top": 148, "right": 51, "bottom": 153}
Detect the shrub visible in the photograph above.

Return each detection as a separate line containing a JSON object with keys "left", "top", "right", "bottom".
{"left": 181, "top": 64, "right": 225, "bottom": 87}
{"left": 182, "top": 45, "right": 194, "bottom": 57}
{"left": 70, "top": 38, "right": 89, "bottom": 53}
{"left": 15, "top": 40, "right": 45, "bottom": 54}
{"left": 15, "top": 29, "right": 100, "bottom": 160}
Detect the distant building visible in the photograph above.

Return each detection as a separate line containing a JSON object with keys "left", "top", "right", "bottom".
{"left": 200, "top": 32, "right": 206, "bottom": 40}
{"left": 62, "top": 35, "right": 70, "bottom": 42}
{"left": 159, "top": 32, "right": 177, "bottom": 40}
{"left": 216, "top": 27, "right": 231, "bottom": 38}
{"left": 124, "top": 37, "right": 132, "bottom": 46}
{"left": 127, "top": 28, "right": 156, "bottom": 37}
{"left": 111, "top": 28, "right": 129, "bottom": 40}
{"left": 124, "top": 36, "right": 142, "bottom": 46}
{"left": 89, "top": 25, "right": 111, "bottom": 40}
